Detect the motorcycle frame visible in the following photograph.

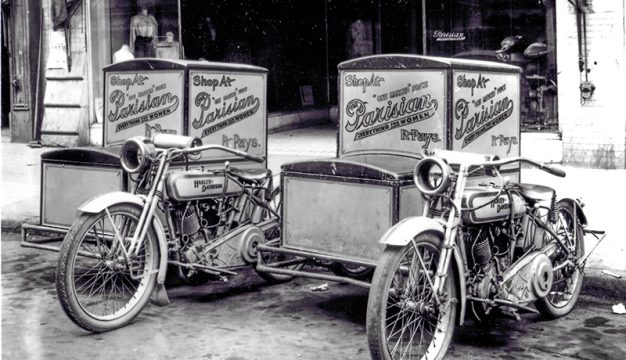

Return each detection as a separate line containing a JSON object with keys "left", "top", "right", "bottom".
{"left": 126, "top": 145, "right": 277, "bottom": 267}
{"left": 428, "top": 160, "right": 581, "bottom": 305}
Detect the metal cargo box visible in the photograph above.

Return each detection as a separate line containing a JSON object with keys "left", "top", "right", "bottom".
{"left": 281, "top": 154, "right": 423, "bottom": 263}
{"left": 40, "top": 147, "right": 126, "bottom": 228}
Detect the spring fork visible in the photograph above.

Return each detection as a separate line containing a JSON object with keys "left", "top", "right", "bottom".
{"left": 433, "top": 164, "right": 468, "bottom": 297}
{"left": 128, "top": 154, "right": 170, "bottom": 255}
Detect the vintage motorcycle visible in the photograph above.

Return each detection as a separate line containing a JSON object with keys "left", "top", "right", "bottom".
{"left": 55, "top": 134, "right": 289, "bottom": 333}
{"left": 366, "top": 150, "right": 595, "bottom": 360}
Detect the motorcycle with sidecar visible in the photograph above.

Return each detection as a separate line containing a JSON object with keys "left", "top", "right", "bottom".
{"left": 22, "top": 57, "right": 605, "bottom": 357}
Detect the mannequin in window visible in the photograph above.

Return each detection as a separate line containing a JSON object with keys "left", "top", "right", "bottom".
{"left": 130, "top": 1, "right": 158, "bottom": 57}
{"left": 156, "top": 31, "right": 180, "bottom": 59}
{"left": 347, "top": 19, "right": 373, "bottom": 59}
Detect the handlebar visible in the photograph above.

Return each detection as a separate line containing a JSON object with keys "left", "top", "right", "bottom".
{"left": 175, "top": 144, "right": 265, "bottom": 163}
{"left": 431, "top": 150, "right": 566, "bottom": 178}
{"left": 474, "top": 156, "right": 566, "bottom": 178}
{"left": 150, "top": 134, "right": 265, "bottom": 163}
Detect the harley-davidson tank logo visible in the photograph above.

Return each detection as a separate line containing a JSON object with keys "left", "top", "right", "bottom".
{"left": 454, "top": 96, "right": 514, "bottom": 148}
{"left": 193, "top": 178, "right": 223, "bottom": 192}
{"left": 344, "top": 95, "right": 438, "bottom": 141}
{"left": 108, "top": 90, "right": 180, "bottom": 133}
{"left": 192, "top": 92, "right": 261, "bottom": 138}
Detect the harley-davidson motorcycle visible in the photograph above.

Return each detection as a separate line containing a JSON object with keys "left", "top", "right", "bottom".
{"left": 366, "top": 150, "right": 598, "bottom": 360}
{"left": 55, "top": 134, "right": 289, "bottom": 333}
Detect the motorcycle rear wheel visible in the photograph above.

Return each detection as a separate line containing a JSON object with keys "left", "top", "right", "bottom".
{"left": 367, "top": 233, "right": 457, "bottom": 360}
{"left": 536, "top": 201, "right": 585, "bottom": 319}
{"left": 56, "top": 204, "right": 159, "bottom": 333}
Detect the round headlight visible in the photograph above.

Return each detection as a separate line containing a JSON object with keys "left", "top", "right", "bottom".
{"left": 413, "top": 157, "right": 451, "bottom": 196}
{"left": 120, "top": 136, "right": 156, "bottom": 173}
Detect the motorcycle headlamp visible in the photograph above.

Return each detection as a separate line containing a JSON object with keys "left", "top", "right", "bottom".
{"left": 120, "top": 136, "right": 156, "bottom": 174}
{"left": 413, "top": 156, "right": 451, "bottom": 196}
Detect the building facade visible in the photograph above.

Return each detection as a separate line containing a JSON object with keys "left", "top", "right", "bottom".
{"left": 3, "top": 0, "right": 625, "bottom": 168}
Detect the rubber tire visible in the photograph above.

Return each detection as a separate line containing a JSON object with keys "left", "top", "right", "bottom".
{"left": 56, "top": 204, "right": 159, "bottom": 333}
{"left": 330, "top": 263, "right": 374, "bottom": 280}
{"left": 367, "top": 233, "right": 457, "bottom": 360}
{"left": 536, "top": 201, "right": 585, "bottom": 319}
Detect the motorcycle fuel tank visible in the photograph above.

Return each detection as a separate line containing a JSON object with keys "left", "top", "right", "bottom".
{"left": 166, "top": 170, "right": 243, "bottom": 201}
{"left": 462, "top": 187, "right": 526, "bottom": 224}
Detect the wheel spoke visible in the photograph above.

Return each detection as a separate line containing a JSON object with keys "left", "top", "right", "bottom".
{"left": 374, "top": 238, "right": 454, "bottom": 360}
{"left": 62, "top": 207, "right": 156, "bottom": 328}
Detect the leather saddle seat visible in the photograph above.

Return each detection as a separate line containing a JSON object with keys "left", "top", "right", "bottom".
{"left": 515, "top": 183, "right": 555, "bottom": 203}
{"left": 229, "top": 167, "right": 271, "bottom": 183}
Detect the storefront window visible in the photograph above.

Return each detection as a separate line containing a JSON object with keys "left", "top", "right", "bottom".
{"left": 90, "top": 0, "right": 181, "bottom": 122}
{"left": 87, "top": 0, "right": 555, "bottom": 130}
{"left": 424, "top": 0, "right": 558, "bottom": 131}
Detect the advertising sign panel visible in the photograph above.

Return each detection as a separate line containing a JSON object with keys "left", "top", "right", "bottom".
{"left": 104, "top": 70, "right": 184, "bottom": 145}
{"left": 451, "top": 71, "right": 520, "bottom": 169}
{"left": 188, "top": 71, "right": 266, "bottom": 161}
{"left": 340, "top": 70, "right": 447, "bottom": 156}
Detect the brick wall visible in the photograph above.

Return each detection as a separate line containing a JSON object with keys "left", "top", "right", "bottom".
{"left": 557, "top": 1, "right": 626, "bottom": 169}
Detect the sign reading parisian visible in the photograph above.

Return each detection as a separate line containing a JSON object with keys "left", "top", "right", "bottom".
{"left": 340, "top": 70, "right": 446, "bottom": 156}
{"left": 105, "top": 70, "right": 184, "bottom": 145}
{"left": 188, "top": 71, "right": 266, "bottom": 159}
{"left": 451, "top": 71, "right": 520, "bottom": 161}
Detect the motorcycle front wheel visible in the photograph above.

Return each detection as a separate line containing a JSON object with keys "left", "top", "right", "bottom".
{"left": 56, "top": 204, "right": 159, "bottom": 333}
{"left": 367, "top": 233, "right": 457, "bottom": 360}
{"left": 536, "top": 201, "right": 585, "bottom": 319}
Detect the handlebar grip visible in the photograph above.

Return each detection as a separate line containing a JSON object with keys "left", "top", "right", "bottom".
{"left": 243, "top": 153, "right": 265, "bottom": 163}
{"left": 153, "top": 134, "right": 202, "bottom": 149}
{"left": 540, "top": 163, "right": 566, "bottom": 178}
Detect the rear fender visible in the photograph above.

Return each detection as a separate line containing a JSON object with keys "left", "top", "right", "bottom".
{"left": 558, "top": 198, "right": 588, "bottom": 227}
{"left": 77, "top": 191, "right": 169, "bottom": 286}
{"left": 380, "top": 216, "right": 467, "bottom": 325}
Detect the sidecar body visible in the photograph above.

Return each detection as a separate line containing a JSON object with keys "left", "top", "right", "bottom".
{"left": 257, "top": 55, "right": 522, "bottom": 280}
{"left": 22, "top": 59, "right": 269, "bottom": 250}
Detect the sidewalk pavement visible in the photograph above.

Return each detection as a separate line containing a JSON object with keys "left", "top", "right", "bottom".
{"left": 1, "top": 126, "right": 624, "bottom": 299}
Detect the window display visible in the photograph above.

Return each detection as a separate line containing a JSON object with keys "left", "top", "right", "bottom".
{"left": 424, "top": 0, "right": 558, "bottom": 131}
{"left": 129, "top": 2, "right": 159, "bottom": 57}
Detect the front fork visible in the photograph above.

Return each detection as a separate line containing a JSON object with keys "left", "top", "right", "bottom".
{"left": 127, "top": 155, "right": 170, "bottom": 257}
{"left": 431, "top": 165, "right": 469, "bottom": 302}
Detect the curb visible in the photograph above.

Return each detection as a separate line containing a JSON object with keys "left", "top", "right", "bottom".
{"left": 582, "top": 268, "right": 626, "bottom": 300}
{"left": 1, "top": 217, "right": 37, "bottom": 233}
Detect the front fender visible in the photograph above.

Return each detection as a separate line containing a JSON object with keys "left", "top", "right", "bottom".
{"left": 77, "top": 191, "right": 169, "bottom": 286}
{"left": 380, "top": 217, "right": 445, "bottom": 246}
{"left": 78, "top": 191, "right": 144, "bottom": 214}
{"left": 380, "top": 216, "right": 467, "bottom": 325}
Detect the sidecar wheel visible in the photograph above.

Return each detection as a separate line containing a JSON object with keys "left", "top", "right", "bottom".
{"left": 367, "top": 233, "right": 457, "bottom": 360}
{"left": 56, "top": 204, "right": 159, "bottom": 333}
{"left": 330, "top": 263, "right": 374, "bottom": 280}
{"left": 536, "top": 202, "right": 585, "bottom": 319}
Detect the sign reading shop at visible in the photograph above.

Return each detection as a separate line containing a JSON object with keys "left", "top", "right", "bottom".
{"left": 451, "top": 71, "right": 520, "bottom": 163}
{"left": 104, "top": 70, "right": 184, "bottom": 145}
{"left": 340, "top": 70, "right": 446, "bottom": 156}
{"left": 188, "top": 71, "right": 266, "bottom": 159}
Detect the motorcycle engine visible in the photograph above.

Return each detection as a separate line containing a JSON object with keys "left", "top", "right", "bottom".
{"left": 172, "top": 200, "right": 225, "bottom": 269}
{"left": 466, "top": 219, "right": 554, "bottom": 309}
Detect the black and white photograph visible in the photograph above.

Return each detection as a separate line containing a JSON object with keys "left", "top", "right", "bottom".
{"left": 1, "top": 0, "right": 626, "bottom": 359}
